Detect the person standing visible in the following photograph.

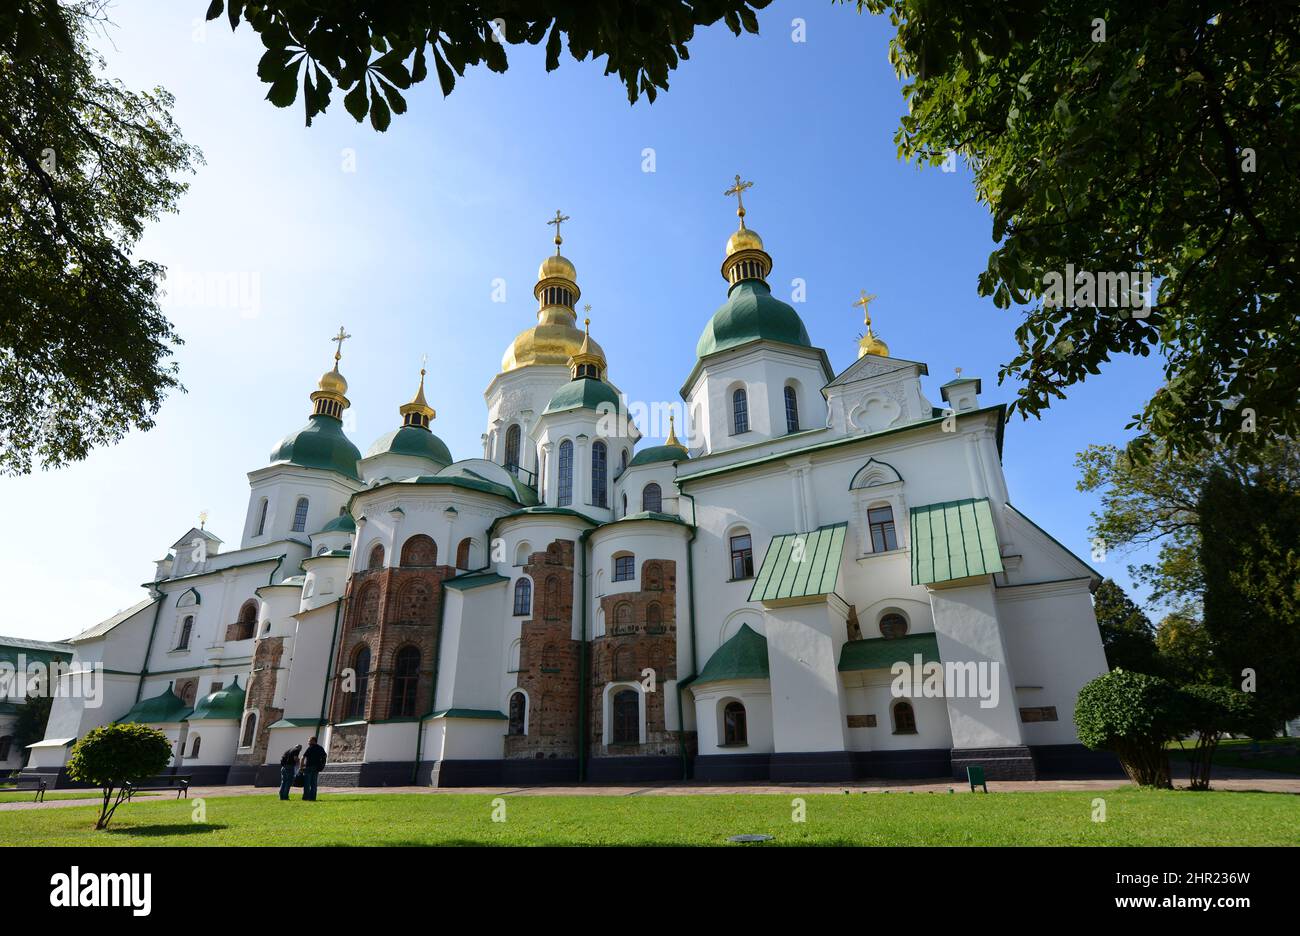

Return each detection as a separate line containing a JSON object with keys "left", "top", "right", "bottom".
{"left": 278, "top": 745, "right": 302, "bottom": 801}
{"left": 301, "top": 736, "right": 327, "bottom": 801}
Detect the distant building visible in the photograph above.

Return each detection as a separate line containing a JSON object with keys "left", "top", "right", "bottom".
{"left": 1, "top": 636, "right": 72, "bottom": 770}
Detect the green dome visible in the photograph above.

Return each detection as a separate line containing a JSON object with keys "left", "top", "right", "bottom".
{"left": 629, "top": 442, "right": 689, "bottom": 467}
{"left": 365, "top": 425, "right": 452, "bottom": 466}
{"left": 319, "top": 511, "right": 356, "bottom": 534}
{"left": 270, "top": 415, "right": 362, "bottom": 481}
{"left": 696, "top": 280, "right": 812, "bottom": 359}
{"left": 187, "top": 675, "right": 246, "bottom": 722}
{"left": 695, "top": 624, "right": 769, "bottom": 686}
{"left": 117, "top": 683, "right": 192, "bottom": 725}
{"left": 543, "top": 377, "right": 621, "bottom": 416}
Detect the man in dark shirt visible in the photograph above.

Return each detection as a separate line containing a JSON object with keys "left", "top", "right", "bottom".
{"left": 301, "top": 736, "right": 327, "bottom": 801}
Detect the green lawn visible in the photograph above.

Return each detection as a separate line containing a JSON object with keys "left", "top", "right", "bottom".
{"left": 1, "top": 789, "right": 1296, "bottom": 845}
{"left": 1168, "top": 737, "right": 1300, "bottom": 775}
{"left": 0, "top": 791, "right": 161, "bottom": 804}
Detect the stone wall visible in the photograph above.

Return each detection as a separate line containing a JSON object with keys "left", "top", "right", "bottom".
{"left": 233, "top": 635, "right": 284, "bottom": 768}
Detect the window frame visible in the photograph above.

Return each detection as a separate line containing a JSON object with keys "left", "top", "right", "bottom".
{"left": 612, "top": 553, "right": 635, "bottom": 583}
{"left": 641, "top": 482, "right": 662, "bottom": 514}
{"left": 722, "top": 700, "right": 748, "bottom": 747}
{"left": 591, "top": 440, "right": 608, "bottom": 508}
{"left": 557, "top": 439, "right": 573, "bottom": 507}
{"left": 784, "top": 385, "right": 800, "bottom": 433}
{"left": 729, "top": 532, "right": 754, "bottom": 580}
{"left": 513, "top": 577, "right": 532, "bottom": 616}
{"left": 732, "top": 387, "right": 749, "bottom": 435}
{"left": 867, "top": 504, "right": 899, "bottom": 553}
{"left": 291, "top": 497, "right": 310, "bottom": 533}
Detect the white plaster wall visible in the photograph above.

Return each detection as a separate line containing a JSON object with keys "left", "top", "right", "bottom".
{"left": 763, "top": 600, "right": 850, "bottom": 753}
{"left": 242, "top": 466, "right": 360, "bottom": 548}
{"left": 180, "top": 721, "right": 239, "bottom": 766}
{"left": 841, "top": 671, "right": 953, "bottom": 752}
{"left": 692, "top": 680, "right": 773, "bottom": 755}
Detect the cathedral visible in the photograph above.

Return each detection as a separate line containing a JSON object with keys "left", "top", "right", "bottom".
{"left": 24, "top": 184, "right": 1113, "bottom": 786}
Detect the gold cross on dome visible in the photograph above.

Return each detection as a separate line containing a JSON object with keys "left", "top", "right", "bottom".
{"left": 198, "top": 510, "right": 209, "bottom": 530}
{"left": 724, "top": 174, "right": 754, "bottom": 226}
{"left": 331, "top": 325, "right": 351, "bottom": 362}
{"left": 547, "top": 209, "right": 570, "bottom": 252}
{"left": 853, "top": 290, "right": 878, "bottom": 326}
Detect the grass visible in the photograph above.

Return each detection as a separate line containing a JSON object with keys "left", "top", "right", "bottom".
{"left": 1, "top": 789, "right": 1296, "bottom": 846}
{"left": 1168, "top": 737, "right": 1300, "bottom": 775}
{"left": 0, "top": 791, "right": 161, "bottom": 804}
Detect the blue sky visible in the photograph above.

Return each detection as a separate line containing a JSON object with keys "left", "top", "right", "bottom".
{"left": 2, "top": 1, "right": 1167, "bottom": 640}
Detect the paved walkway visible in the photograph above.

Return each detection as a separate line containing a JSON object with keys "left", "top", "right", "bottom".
{"left": 3, "top": 764, "right": 1296, "bottom": 811}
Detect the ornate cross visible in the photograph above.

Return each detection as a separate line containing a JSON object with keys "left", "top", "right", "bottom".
{"left": 547, "top": 209, "right": 570, "bottom": 252}
{"left": 724, "top": 174, "right": 754, "bottom": 225}
{"left": 331, "top": 325, "right": 351, "bottom": 362}
{"left": 853, "top": 290, "right": 878, "bottom": 325}
{"left": 198, "top": 510, "right": 208, "bottom": 530}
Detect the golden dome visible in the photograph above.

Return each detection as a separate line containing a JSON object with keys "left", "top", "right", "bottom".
{"left": 726, "top": 226, "right": 765, "bottom": 257}
{"left": 858, "top": 327, "right": 890, "bottom": 358}
{"left": 502, "top": 321, "right": 603, "bottom": 372}
{"left": 317, "top": 365, "right": 348, "bottom": 395}
{"left": 538, "top": 253, "right": 577, "bottom": 282}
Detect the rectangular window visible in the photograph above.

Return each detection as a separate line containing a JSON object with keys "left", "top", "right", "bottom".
{"left": 558, "top": 442, "right": 573, "bottom": 507}
{"left": 591, "top": 442, "right": 608, "bottom": 508}
{"left": 868, "top": 506, "right": 898, "bottom": 552}
{"left": 613, "top": 554, "right": 635, "bottom": 582}
{"left": 730, "top": 534, "right": 754, "bottom": 579}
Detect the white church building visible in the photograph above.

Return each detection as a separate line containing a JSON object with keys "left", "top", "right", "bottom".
{"left": 24, "top": 192, "right": 1114, "bottom": 786}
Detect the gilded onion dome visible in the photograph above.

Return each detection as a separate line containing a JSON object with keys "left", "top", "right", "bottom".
{"left": 854, "top": 291, "right": 890, "bottom": 358}
{"left": 501, "top": 210, "right": 604, "bottom": 372}
{"left": 270, "top": 328, "right": 362, "bottom": 481}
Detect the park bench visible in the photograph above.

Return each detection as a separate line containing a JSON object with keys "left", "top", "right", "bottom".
{"left": 14, "top": 775, "right": 49, "bottom": 802}
{"left": 124, "top": 775, "right": 191, "bottom": 800}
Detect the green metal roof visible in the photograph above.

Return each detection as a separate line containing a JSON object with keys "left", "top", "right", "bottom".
{"left": 628, "top": 442, "right": 689, "bottom": 467}
{"left": 838, "top": 633, "right": 940, "bottom": 672}
{"left": 543, "top": 376, "right": 621, "bottom": 415}
{"left": 269, "top": 414, "right": 362, "bottom": 480}
{"left": 267, "top": 716, "right": 321, "bottom": 729}
{"left": 319, "top": 512, "right": 356, "bottom": 534}
{"left": 603, "top": 511, "right": 687, "bottom": 527}
{"left": 747, "top": 523, "right": 847, "bottom": 603}
{"left": 117, "top": 684, "right": 192, "bottom": 725}
{"left": 430, "top": 708, "right": 508, "bottom": 719}
{"left": 696, "top": 280, "right": 812, "bottom": 359}
{"left": 186, "top": 675, "right": 246, "bottom": 721}
{"left": 910, "top": 498, "right": 1004, "bottom": 586}
{"left": 365, "top": 425, "right": 453, "bottom": 466}
{"left": 444, "top": 571, "right": 509, "bottom": 591}
{"left": 695, "top": 624, "right": 770, "bottom": 686}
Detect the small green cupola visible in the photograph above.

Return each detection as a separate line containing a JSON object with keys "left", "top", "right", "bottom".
{"left": 696, "top": 176, "right": 812, "bottom": 360}
{"left": 365, "top": 365, "right": 453, "bottom": 467}
{"left": 117, "top": 682, "right": 193, "bottom": 724}
{"left": 186, "top": 675, "right": 246, "bottom": 722}
{"left": 629, "top": 412, "right": 690, "bottom": 467}
{"left": 543, "top": 315, "right": 621, "bottom": 416}
{"left": 695, "top": 624, "right": 770, "bottom": 686}
{"left": 269, "top": 327, "right": 362, "bottom": 480}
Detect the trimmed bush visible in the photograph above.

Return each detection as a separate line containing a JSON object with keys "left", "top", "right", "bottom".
{"left": 1176, "top": 685, "right": 1262, "bottom": 790}
{"left": 1075, "top": 669, "right": 1185, "bottom": 788}
{"left": 66, "top": 723, "right": 172, "bottom": 829}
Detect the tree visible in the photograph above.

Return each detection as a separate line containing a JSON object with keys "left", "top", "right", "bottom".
{"left": 204, "top": 1, "right": 770, "bottom": 129}
{"left": 11, "top": 692, "right": 52, "bottom": 764}
{"left": 1199, "top": 467, "right": 1300, "bottom": 725}
{"left": 65, "top": 723, "right": 173, "bottom": 829}
{"left": 1091, "top": 578, "right": 1159, "bottom": 674}
{"left": 859, "top": 0, "right": 1299, "bottom": 460}
{"left": 1175, "top": 684, "right": 1263, "bottom": 791}
{"left": 0, "top": 2, "right": 201, "bottom": 474}
{"left": 1154, "top": 609, "right": 1219, "bottom": 686}
{"left": 1074, "top": 669, "right": 1185, "bottom": 788}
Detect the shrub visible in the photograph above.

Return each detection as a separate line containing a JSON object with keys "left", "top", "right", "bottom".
{"left": 66, "top": 723, "right": 172, "bottom": 829}
{"left": 1075, "top": 669, "right": 1185, "bottom": 788}
{"left": 1176, "top": 685, "right": 1263, "bottom": 790}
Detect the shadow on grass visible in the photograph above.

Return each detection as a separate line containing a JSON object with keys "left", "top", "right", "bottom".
{"left": 104, "top": 824, "right": 229, "bottom": 838}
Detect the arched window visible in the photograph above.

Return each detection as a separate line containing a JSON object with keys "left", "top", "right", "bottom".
{"left": 255, "top": 498, "right": 268, "bottom": 537}
{"left": 613, "top": 553, "right": 635, "bottom": 582}
{"left": 234, "top": 600, "right": 258, "bottom": 641}
{"left": 177, "top": 615, "right": 194, "bottom": 650}
{"left": 612, "top": 689, "right": 639, "bottom": 744}
{"left": 723, "top": 701, "right": 748, "bottom": 746}
{"left": 732, "top": 388, "right": 749, "bottom": 434}
{"left": 504, "top": 424, "right": 521, "bottom": 473}
{"left": 456, "top": 537, "right": 473, "bottom": 570}
{"left": 400, "top": 534, "right": 437, "bottom": 567}
{"left": 507, "top": 691, "right": 526, "bottom": 736}
{"left": 292, "top": 497, "right": 310, "bottom": 532}
{"left": 190, "top": 735, "right": 202, "bottom": 757}
{"left": 541, "top": 644, "right": 559, "bottom": 671}
{"left": 619, "top": 448, "right": 629, "bottom": 477}
{"left": 645, "top": 603, "right": 662, "bottom": 632}
{"left": 396, "top": 580, "right": 434, "bottom": 625}
{"left": 513, "top": 578, "right": 532, "bottom": 616}
{"left": 644, "top": 565, "right": 663, "bottom": 590}
{"left": 544, "top": 576, "right": 559, "bottom": 620}
{"left": 622, "top": 493, "right": 628, "bottom": 517}
{"left": 614, "top": 602, "right": 634, "bottom": 634}
{"left": 557, "top": 440, "right": 573, "bottom": 506}
{"left": 367, "top": 543, "right": 385, "bottom": 570}
{"left": 729, "top": 531, "right": 754, "bottom": 579}
{"left": 514, "top": 541, "right": 532, "bottom": 566}
{"left": 641, "top": 482, "right": 662, "bottom": 514}
{"left": 784, "top": 385, "right": 800, "bottom": 433}
{"left": 591, "top": 440, "right": 608, "bottom": 508}
{"left": 879, "top": 612, "right": 909, "bottom": 639}
{"left": 868, "top": 505, "right": 898, "bottom": 552}
{"left": 892, "top": 700, "right": 917, "bottom": 735}
{"left": 390, "top": 646, "right": 420, "bottom": 718}
{"left": 355, "top": 582, "right": 379, "bottom": 627}
{"left": 240, "top": 712, "right": 257, "bottom": 748}
{"left": 347, "top": 645, "right": 371, "bottom": 718}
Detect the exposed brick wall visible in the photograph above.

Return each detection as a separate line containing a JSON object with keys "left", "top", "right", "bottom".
{"left": 505, "top": 539, "right": 581, "bottom": 761}
{"left": 589, "top": 558, "right": 680, "bottom": 758}
{"left": 233, "top": 635, "right": 285, "bottom": 767}
{"left": 327, "top": 557, "right": 453, "bottom": 763}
